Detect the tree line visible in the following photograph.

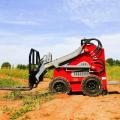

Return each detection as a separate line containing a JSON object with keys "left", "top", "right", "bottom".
{"left": 106, "top": 58, "right": 120, "bottom": 66}
{"left": 1, "top": 58, "right": 120, "bottom": 69}
{"left": 1, "top": 62, "right": 29, "bottom": 69}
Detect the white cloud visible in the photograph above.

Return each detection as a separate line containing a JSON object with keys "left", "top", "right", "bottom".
{"left": 1, "top": 20, "right": 40, "bottom": 26}
{"left": 0, "top": 31, "right": 59, "bottom": 47}
{"left": 0, "top": 35, "right": 82, "bottom": 66}
{"left": 38, "top": 34, "right": 120, "bottom": 61}
{"left": 0, "top": 31, "right": 16, "bottom": 36}
{"left": 99, "top": 33, "right": 120, "bottom": 59}
{"left": 0, "top": 33, "right": 120, "bottom": 66}
{"left": 43, "top": 36, "right": 82, "bottom": 59}
{"left": 65, "top": 0, "right": 120, "bottom": 27}
{"left": 0, "top": 44, "right": 30, "bottom": 66}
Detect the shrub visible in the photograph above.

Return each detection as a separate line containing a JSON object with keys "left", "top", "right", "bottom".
{"left": 106, "top": 58, "right": 114, "bottom": 66}
{"left": 106, "top": 58, "right": 120, "bottom": 66}
{"left": 16, "top": 64, "right": 28, "bottom": 70}
{"left": 1, "top": 62, "right": 11, "bottom": 69}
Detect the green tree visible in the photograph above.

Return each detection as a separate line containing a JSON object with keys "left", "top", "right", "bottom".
{"left": 106, "top": 58, "right": 114, "bottom": 66}
{"left": 16, "top": 64, "right": 28, "bottom": 70}
{"left": 1, "top": 62, "right": 11, "bottom": 69}
{"left": 114, "top": 59, "right": 120, "bottom": 66}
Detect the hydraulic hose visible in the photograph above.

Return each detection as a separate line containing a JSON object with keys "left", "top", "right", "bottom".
{"left": 90, "top": 58, "right": 105, "bottom": 74}
{"left": 81, "top": 38, "right": 105, "bottom": 74}
{"left": 81, "top": 38, "right": 102, "bottom": 58}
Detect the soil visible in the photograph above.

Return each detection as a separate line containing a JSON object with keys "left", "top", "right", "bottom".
{"left": 0, "top": 79, "right": 120, "bottom": 120}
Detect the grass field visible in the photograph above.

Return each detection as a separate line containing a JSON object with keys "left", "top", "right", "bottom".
{"left": 106, "top": 65, "right": 120, "bottom": 81}
{"left": 0, "top": 68, "right": 53, "bottom": 79}
{"left": 0, "top": 68, "right": 28, "bottom": 79}
{"left": 0, "top": 78, "right": 24, "bottom": 87}
{"left": 0, "top": 65, "right": 120, "bottom": 88}
{"left": 0, "top": 68, "right": 53, "bottom": 87}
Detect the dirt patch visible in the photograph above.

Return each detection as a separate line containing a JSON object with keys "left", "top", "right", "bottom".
{"left": 54, "top": 94, "right": 70, "bottom": 99}
{"left": 0, "top": 112, "right": 9, "bottom": 120}
{"left": 18, "top": 85, "right": 120, "bottom": 120}
{"left": 0, "top": 80, "right": 120, "bottom": 120}
{"left": 0, "top": 78, "right": 51, "bottom": 120}
{"left": 31, "top": 78, "right": 50, "bottom": 92}
{"left": 0, "top": 100, "right": 22, "bottom": 120}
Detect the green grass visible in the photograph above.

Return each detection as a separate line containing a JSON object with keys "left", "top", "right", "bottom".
{"left": 0, "top": 68, "right": 28, "bottom": 79}
{"left": 0, "top": 68, "right": 53, "bottom": 79}
{"left": 10, "top": 105, "right": 33, "bottom": 120}
{"left": 106, "top": 65, "right": 120, "bottom": 81}
{"left": 0, "top": 78, "right": 24, "bottom": 87}
{"left": 3, "top": 91, "right": 22, "bottom": 99}
{"left": 44, "top": 69, "right": 53, "bottom": 78}
{"left": 0, "top": 68, "right": 53, "bottom": 88}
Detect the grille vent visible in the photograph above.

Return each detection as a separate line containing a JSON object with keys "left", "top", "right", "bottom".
{"left": 71, "top": 72, "right": 89, "bottom": 77}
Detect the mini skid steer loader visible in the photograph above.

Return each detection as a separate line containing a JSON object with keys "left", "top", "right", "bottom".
{"left": 1, "top": 38, "right": 119, "bottom": 96}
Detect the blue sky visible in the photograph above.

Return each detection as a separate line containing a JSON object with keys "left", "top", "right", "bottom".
{"left": 0, "top": 0, "right": 120, "bottom": 65}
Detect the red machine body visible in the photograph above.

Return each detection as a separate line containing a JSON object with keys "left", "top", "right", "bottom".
{"left": 53, "top": 43, "right": 107, "bottom": 93}
{"left": 0, "top": 38, "right": 108, "bottom": 96}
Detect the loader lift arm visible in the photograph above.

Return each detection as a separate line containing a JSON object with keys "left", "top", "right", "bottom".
{"left": 31, "top": 38, "right": 105, "bottom": 88}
